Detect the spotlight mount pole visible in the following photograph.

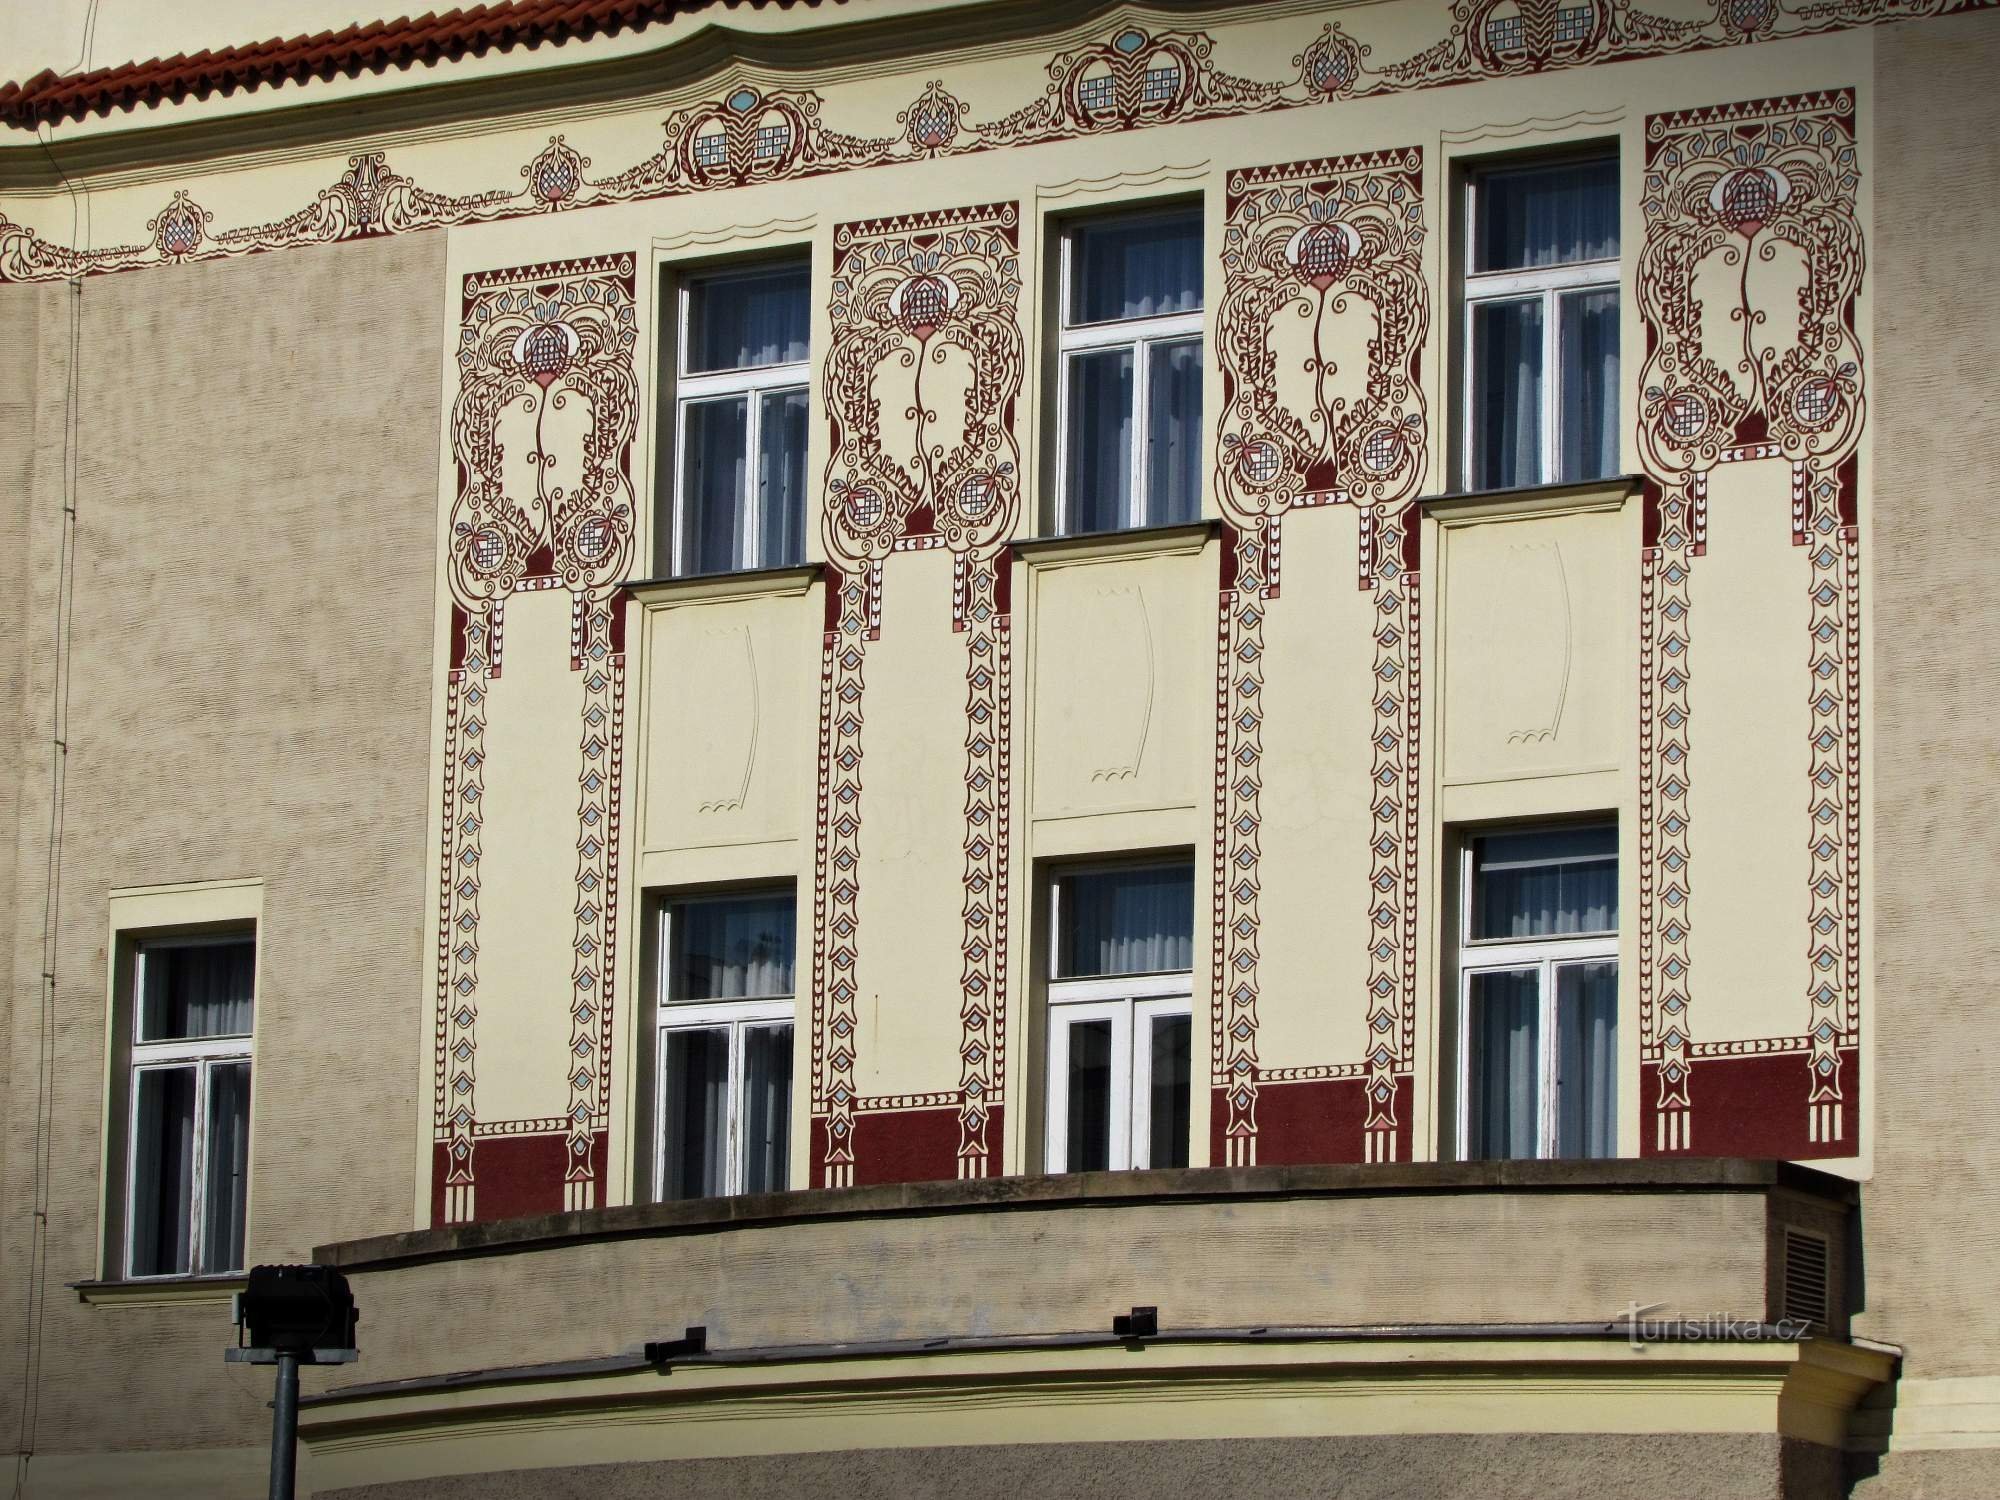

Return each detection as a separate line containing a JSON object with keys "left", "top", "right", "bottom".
{"left": 226, "top": 1264, "right": 360, "bottom": 1500}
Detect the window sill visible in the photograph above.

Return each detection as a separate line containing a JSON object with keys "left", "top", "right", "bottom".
{"left": 1420, "top": 472, "right": 1642, "bottom": 521}
{"left": 1013, "top": 517, "right": 1219, "bottom": 566}
{"left": 72, "top": 1273, "right": 246, "bottom": 1307}
{"left": 622, "top": 562, "right": 823, "bottom": 607}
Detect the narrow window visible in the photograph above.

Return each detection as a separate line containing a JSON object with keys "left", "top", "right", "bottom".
{"left": 664, "top": 261, "right": 811, "bottom": 576}
{"left": 125, "top": 934, "right": 255, "bottom": 1278}
{"left": 1056, "top": 208, "right": 1204, "bottom": 534}
{"left": 1045, "top": 861, "right": 1194, "bottom": 1172}
{"left": 655, "top": 890, "right": 796, "bottom": 1199}
{"left": 1457, "top": 825, "right": 1619, "bottom": 1160}
{"left": 1463, "top": 156, "right": 1619, "bottom": 490}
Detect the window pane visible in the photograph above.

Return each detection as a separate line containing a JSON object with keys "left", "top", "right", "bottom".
{"left": 1055, "top": 864, "right": 1195, "bottom": 978}
{"left": 1147, "top": 1013, "right": 1191, "bottom": 1170}
{"left": 685, "top": 264, "right": 810, "bottom": 372}
{"left": 670, "top": 894, "right": 795, "bottom": 1001}
{"left": 1472, "top": 826, "right": 1617, "bottom": 940}
{"left": 200, "top": 1060, "right": 251, "bottom": 1274}
{"left": 757, "top": 387, "right": 809, "bottom": 569}
{"left": 139, "top": 938, "right": 254, "bottom": 1041}
{"left": 1145, "top": 338, "right": 1202, "bottom": 527}
{"left": 1063, "top": 1018, "right": 1115, "bottom": 1172}
{"left": 678, "top": 397, "right": 749, "bottom": 575}
{"left": 1069, "top": 213, "right": 1202, "bottom": 324}
{"left": 741, "top": 1024, "right": 794, "bottom": 1195}
{"left": 662, "top": 1028, "right": 730, "bottom": 1199}
{"left": 1471, "top": 298, "right": 1543, "bottom": 491}
{"left": 1467, "top": 969, "right": 1540, "bottom": 1160}
{"left": 1473, "top": 159, "right": 1618, "bottom": 272}
{"left": 1559, "top": 289, "right": 1619, "bottom": 483}
{"left": 130, "top": 1067, "right": 197, "bottom": 1276}
{"left": 1556, "top": 961, "right": 1618, "bottom": 1160}
{"left": 1063, "top": 348, "right": 1133, "bottom": 534}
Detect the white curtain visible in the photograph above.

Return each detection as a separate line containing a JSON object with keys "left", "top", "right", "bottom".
{"left": 663, "top": 1028, "right": 729, "bottom": 1198}
{"left": 131, "top": 1067, "right": 197, "bottom": 1275}
{"left": 200, "top": 1060, "right": 251, "bottom": 1273}
{"left": 1557, "top": 962, "right": 1618, "bottom": 1159}
{"left": 1059, "top": 864, "right": 1194, "bottom": 977}
{"left": 674, "top": 895, "right": 794, "bottom": 1000}
{"left": 1559, "top": 289, "right": 1620, "bottom": 482}
{"left": 1146, "top": 339, "right": 1202, "bottom": 526}
{"left": 741, "top": 1024, "right": 793, "bottom": 1195}
{"left": 689, "top": 264, "right": 809, "bottom": 371}
{"left": 1072, "top": 214, "right": 1201, "bottom": 321}
{"left": 141, "top": 939, "right": 253, "bottom": 1041}
{"left": 1469, "top": 970, "right": 1539, "bottom": 1160}
{"left": 1472, "top": 299, "right": 1543, "bottom": 490}
{"left": 1474, "top": 828, "right": 1617, "bottom": 939}
{"left": 1476, "top": 159, "right": 1618, "bottom": 271}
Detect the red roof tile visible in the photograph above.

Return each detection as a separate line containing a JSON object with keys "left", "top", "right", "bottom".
{"left": 0, "top": 0, "right": 809, "bottom": 128}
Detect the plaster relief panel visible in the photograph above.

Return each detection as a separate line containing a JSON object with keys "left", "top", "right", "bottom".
{"left": 1030, "top": 549, "right": 1208, "bottom": 819}
{"left": 1441, "top": 506, "right": 1627, "bottom": 785}
{"left": 641, "top": 594, "right": 812, "bottom": 852}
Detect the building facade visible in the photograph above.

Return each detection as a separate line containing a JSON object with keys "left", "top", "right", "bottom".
{"left": 1, "top": 0, "right": 1997, "bottom": 1493}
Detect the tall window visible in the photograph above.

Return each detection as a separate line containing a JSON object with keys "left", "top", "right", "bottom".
{"left": 125, "top": 934, "right": 254, "bottom": 1278}
{"left": 1463, "top": 155, "right": 1619, "bottom": 491}
{"left": 1457, "top": 825, "right": 1618, "bottom": 1161}
{"left": 1056, "top": 208, "right": 1204, "bottom": 534}
{"left": 664, "top": 261, "right": 810, "bottom": 576}
{"left": 1045, "top": 861, "right": 1194, "bottom": 1173}
{"left": 655, "top": 890, "right": 796, "bottom": 1199}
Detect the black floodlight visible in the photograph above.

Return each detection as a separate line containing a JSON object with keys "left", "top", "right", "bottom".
{"left": 1112, "top": 1306, "right": 1158, "bottom": 1339}
{"left": 645, "top": 1326, "right": 709, "bottom": 1365}
{"left": 239, "top": 1264, "right": 359, "bottom": 1359}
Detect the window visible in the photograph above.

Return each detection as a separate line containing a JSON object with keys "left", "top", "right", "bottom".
{"left": 1457, "top": 825, "right": 1618, "bottom": 1161}
{"left": 1463, "top": 155, "right": 1619, "bottom": 491}
{"left": 654, "top": 890, "right": 796, "bottom": 1199}
{"left": 663, "top": 261, "right": 811, "bottom": 576}
{"left": 1056, "top": 208, "right": 1204, "bottom": 534}
{"left": 1045, "top": 861, "right": 1194, "bottom": 1172}
{"left": 124, "top": 934, "right": 254, "bottom": 1278}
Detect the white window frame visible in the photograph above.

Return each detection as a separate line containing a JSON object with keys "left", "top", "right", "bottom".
{"left": 1043, "top": 867, "right": 1194, "bottom": 1173}
{"left": 1055, "top": 208, "right": 1205, "bottom": 535}
{"left": 123, "top": 932, "right": 254, "bottom": 1281}
{"left": 653, "top": 897, "right": 797, "bottom": 1200}
{"left": 670, "top": 262, "right": 810, "bottom": 577}
{"left": 1460, "top": 155, "right": 1620, "bottom": 491}
{"left": 1454, "top": 829, "right": 1618, "bottom": 1161}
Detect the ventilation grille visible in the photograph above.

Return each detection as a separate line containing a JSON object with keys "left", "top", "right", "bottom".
{"left": 1783, "top": 1228, "right": 1830, "bottom": 1333}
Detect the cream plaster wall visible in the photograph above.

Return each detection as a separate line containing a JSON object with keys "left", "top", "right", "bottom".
{"left": 0, "top": 232, "right": 443, "bottom": 1474}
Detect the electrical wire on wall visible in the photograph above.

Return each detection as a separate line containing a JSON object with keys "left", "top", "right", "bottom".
{"left": 11, "top": 4, "right": 99, "bottom": 1494}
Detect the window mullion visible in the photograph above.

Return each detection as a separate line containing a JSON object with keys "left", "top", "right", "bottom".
{"left": 188, "top": 1058, "right": 210, "bottom": 1274}
{"left": 1110, "top": 1000, "right": 1135, "bottom": 1172}
{"left": 1543, "top": 287, "right": 1562, "bottom": 484}
{"left": 725, "top": 1019, "right": 746, "bottom": 1197}
{"left": 1129, "top": 335, "right": 1149, "bottom": 529}
{"left": 1540, "top": 958, "right": 1560, "bottom": 1159}
{"left": 743, "top": 389, "right": 762, "bottom": 571}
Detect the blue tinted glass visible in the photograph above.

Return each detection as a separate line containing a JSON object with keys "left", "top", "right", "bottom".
{"left": 1474, "top": 158, "right": 1618, "bottom": 271}
{"left": 1069, "top": 212, "right": 1202, "bottom": 323}
{"left": 686, "top": 264, "right": 809, "bottom": 372}
{"left": 1056, "top": 864, "right": 1195, "bottom": 978}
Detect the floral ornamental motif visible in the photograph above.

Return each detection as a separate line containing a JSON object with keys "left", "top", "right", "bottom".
{"left": 150, "top": 192, "right": 210, "bottom": 259}
{"left": 980, "top": 27, "right": 1281, "bottom": 144}
{"left": 822, "top": 203, "right": 1024, "bottom": 564}
{"left": 450, "top": 256, "right": 639, "bottom": 600}
{"left": 1718, "top": 0, "right": 1780, "bottom": 37}
{"left": 899, "top": 80, "right": 968, "bottom": 155}
{"left": 1634, "top": 91, "right": 1866, "bottom": 1157}
{"left": 1210, "top": 147, "right": 1429, "bottom": 1168}
{"left": 1214, "top": 149, "right": 1429, "bottom": 526}
{"left": 1295, "top": 24, "right": 1370, "bottom": 95}
{"left": 524, "top": 136, "right": 589, "bottom": 207}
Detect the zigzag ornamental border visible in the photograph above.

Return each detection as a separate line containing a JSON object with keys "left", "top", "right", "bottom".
{"left": 1, "top": 1, "right": 1987, "bottom": 283}
{"left": 1210, "top": 148, "right": 1427, "bottom": 1168}
{"left": 1634, "top": 89, "right": 1864, "bottom": 1157}
{"left": 434, "top": 252, "right": 638, "bottom": 1224}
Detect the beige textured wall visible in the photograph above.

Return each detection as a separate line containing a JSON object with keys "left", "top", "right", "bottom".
{"left": 1859, "top": 10, "right": 2000, "bottom": 1382}
{"left": 0, "top": 230, "right": 444, "bottom": 1465}
{"left": 336, "top": 1186, "right": 1778, "bottom": 1387}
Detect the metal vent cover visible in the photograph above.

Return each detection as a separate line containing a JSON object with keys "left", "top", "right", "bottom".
{"left": 1783, "top": 1227, "right": 1830, "bottom": 1333}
